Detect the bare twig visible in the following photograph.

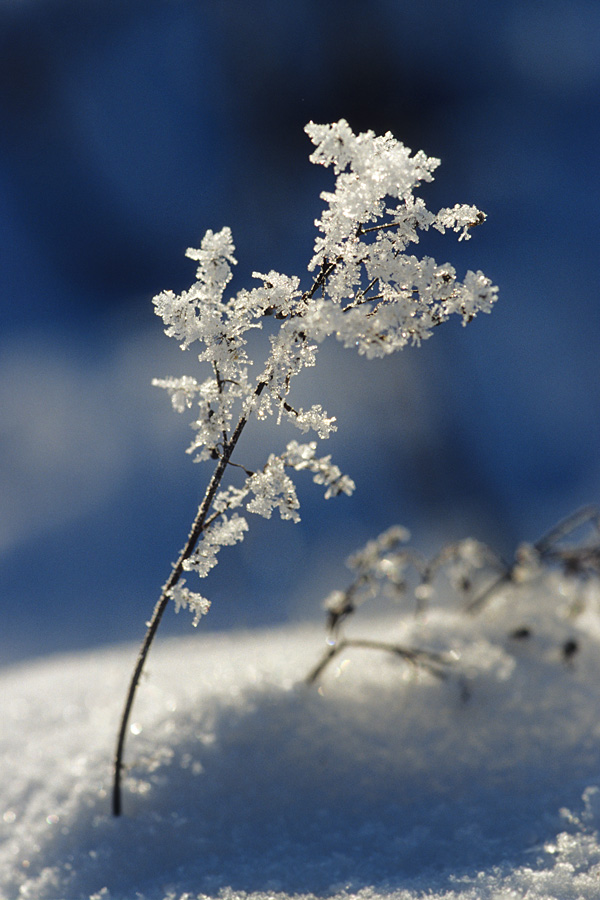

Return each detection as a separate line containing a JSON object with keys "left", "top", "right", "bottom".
{"left": 306, "top": 637, "right": 450, "bottom": 685}
{"left": 465, "top": 506, "right": 600, "bottom": 614}
{"left": 534, "top": 505, "right": 600, "bottom": 557}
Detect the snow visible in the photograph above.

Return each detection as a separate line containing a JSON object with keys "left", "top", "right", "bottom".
{"left": 4, "top": 583, "right": 600, "bottom": 900}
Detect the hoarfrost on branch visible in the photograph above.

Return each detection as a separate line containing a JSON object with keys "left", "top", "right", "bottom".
{"left": 152, "top": 119, "right": 497, "bottom": 620}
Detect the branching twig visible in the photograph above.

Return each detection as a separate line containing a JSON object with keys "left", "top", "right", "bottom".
{"left": 534, "top": 505, "right": 599, "bottom": 557}
{"left": 112, "top": 256, "right": 345, "bottom": 816}
{"left": 310, "top": 508, "right": 600, "bottom": 693}
{"left": 466, "top": 505, "right": 600, "bottom": 614}
{"left": 113, "top": 121, "right": 498, "bottom": 819}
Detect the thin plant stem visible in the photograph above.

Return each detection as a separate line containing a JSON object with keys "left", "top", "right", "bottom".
{"left": 465, "top": 506, "right": 600, "bottom": 615}
{"left": 112, "top": 385, "right": 265, "bottom": 817}
{"left": 534, "top": 505, "right": 599, "bottom": 556}
{"left": 113, "top": 258, "right": 341, "bottom": 816}
{"left": 306, "top": 637, "right": 450, "bottom": 685}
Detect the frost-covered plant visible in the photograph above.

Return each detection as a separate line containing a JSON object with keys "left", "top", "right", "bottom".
{"left": 112, "top": 119, "right": 497, "bottom": 816}
{"left": 308, "top": 506, "right": 600, "bottom": 685}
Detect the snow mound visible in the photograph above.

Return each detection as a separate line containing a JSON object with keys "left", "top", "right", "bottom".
{"left": 3, "top": 585, "right": 600, "bottom": 899}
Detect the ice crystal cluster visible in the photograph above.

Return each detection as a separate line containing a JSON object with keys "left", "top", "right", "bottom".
{"left": 151, "top": 120, "right": 497, "bottom": 624}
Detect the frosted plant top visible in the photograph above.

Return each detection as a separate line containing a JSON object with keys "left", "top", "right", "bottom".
{"left": 149, "top": 119, "right": 497, "bottom": 624}
{"left": 154, "top": 118, "right": 497, "bottom": 372}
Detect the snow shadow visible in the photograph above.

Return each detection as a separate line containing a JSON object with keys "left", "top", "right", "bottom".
{"left": 59, "top": 638, "right": 600, "bottom": 899}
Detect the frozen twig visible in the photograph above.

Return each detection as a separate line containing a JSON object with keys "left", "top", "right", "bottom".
{"left": 112, "top": 120, "right": 496, "bottom": 816}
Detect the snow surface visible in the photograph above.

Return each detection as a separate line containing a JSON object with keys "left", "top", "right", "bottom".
{"left": 4, "top": 585, "right": 600, "bottom": 900}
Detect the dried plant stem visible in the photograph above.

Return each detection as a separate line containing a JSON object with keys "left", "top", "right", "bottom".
{"left": 464, "top": 571, "right": 512, "bottom": 615}
{"left": 112, "top": 387, "right": 265, "bottom": 817}
{"left": 306, "top": 637, "right": 450, "bottom": 685}
{"left": 534, "top": 505, "right": 599, "bottom": 556}
{"left": 465, "top": 505, "right": 600, "bottom": 615}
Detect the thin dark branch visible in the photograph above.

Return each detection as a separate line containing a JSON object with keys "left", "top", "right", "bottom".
{"left": 342, "top": 292, "right": 385, "bottom": 313}
{"left": 302, "top": 260, "right": 337, "bottom": 304}
{"left": 465, "top": 506, "right": 600, "bottom": 615}
{"left": 357, "top": 220, "right": 402, "bottom": 236}
{"left": 356, "top": 276, "right": 379, "bottom": 300}
{"left": 306, "top": 637, "right": 450, "bottom": 685}
{"left": 112, "top": 380, "right": 267, "bottom": 816}
{"left": 464, "top": 571, "right": 513, "bottom": 615}
{"left": 213, "top": 363, "right": 229, "bottom": 446}
{"left": 534, "top": 505, "right": 600, "bottom": 556}
{"left": 225, "top": 459, "right": 255, "bottom": 477}
{"left": 277, "top": 396, "right": 298, "bottom": 416}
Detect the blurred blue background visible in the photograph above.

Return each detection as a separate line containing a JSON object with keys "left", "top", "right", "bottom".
{"left": 1, "top": 0, "right": 599, "bottom": 665}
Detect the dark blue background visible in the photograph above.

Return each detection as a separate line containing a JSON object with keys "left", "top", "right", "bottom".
{"left": 1, "top": 0, "right": 599, "bottom": 664}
